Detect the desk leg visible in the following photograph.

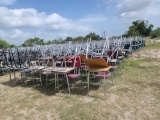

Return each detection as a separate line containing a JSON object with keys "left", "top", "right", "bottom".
{"left": 8, "top": 69, "right": 11, "bottom": 81}
{"left": 40, "top": 71, "right": 42, "bottom": 86}
{"left": 87, "top": 71, "right": 90, "bottom": 92}
{"left": 66, "top": 74, "right": 71, "bottom": 97}
{"left": 13, "top": 68, "right": 16, "bottom": 83}
{"left": 55, "top": 73, "right": 57, "bottom": 92}
{"left": 46, "top": 73, "right": 48, "bottom": 87}
{"left": 104, "top": 72, "right": 106, "bottom": 99}
{"left": 33, "top": 70, "right": 35, "bottom": 83}
{"left": 57, "top": 74, "right": 59, "bottom": 91}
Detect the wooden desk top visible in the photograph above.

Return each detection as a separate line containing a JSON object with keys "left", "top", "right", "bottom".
{"left": 86, "top": 66, "right": 111, "bottom": 72}
{"left": 43, "top": 67, "right": 75, "bottom": 73}
{"left": 29, "top": 66, "right": 46, "bottom": 70}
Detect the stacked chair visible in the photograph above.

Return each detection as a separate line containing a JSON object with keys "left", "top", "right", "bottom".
{"left": 0, "top": 36, "right": 146, "bottom": 98}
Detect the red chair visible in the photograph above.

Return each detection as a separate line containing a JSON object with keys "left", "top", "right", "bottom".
{"left": 68, "top": 56, "right": 81, "bottom": 79}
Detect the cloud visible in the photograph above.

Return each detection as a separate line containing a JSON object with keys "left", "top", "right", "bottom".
{"left": 10, "top": 29, "right": 31, "bottom": 39}
{"left": 117, "top": 0, "right": 160, "bottom": 19}
{"left": 0, "top": 0, "right": 16, "bottom": 5}
{"left": 0, "top": 6, "right": 91, "bottom": 32}
{"left": 0, "top": 29, "right": 32, "bottom": 43}
{"left": 0, "top": 6, "right": 94, "bottom": 44}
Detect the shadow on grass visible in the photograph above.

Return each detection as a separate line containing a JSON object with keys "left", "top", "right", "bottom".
{"left": 1, "top": 76, "right": 113, "bottom": 97}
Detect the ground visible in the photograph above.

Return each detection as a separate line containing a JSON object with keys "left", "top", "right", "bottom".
{"left": 0, "top": 40, "right": 160, "bottom": 120}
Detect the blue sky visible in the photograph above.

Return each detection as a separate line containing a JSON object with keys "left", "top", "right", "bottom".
{"left": 0, "top": 0, "right": 160, "bottom": 45}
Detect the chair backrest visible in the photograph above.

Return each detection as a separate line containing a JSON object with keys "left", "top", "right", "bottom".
{"left": 71, "top": 56, "right": 81, "bottom": 68}
{"left": 47, "top": 59, "right": 55, "bottom": 67}
{"left": 30, "top": 61, "right": 37, "bottom": 66}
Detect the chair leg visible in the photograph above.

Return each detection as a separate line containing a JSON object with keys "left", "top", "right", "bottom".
{"left": 103, "top": 73, "right": 107, "bottom": 99}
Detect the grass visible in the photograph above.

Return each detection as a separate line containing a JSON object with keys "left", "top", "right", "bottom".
{"left": 0, "top": 41, "right": 160, "bottom": 120}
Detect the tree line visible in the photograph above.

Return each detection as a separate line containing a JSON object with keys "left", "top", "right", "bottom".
{"left": 0, "top": 20, "right": 160, "bottom": 48}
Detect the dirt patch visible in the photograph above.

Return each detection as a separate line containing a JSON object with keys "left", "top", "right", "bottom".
{"left": 130, "top": 49, "right": 160, "bottom": 60}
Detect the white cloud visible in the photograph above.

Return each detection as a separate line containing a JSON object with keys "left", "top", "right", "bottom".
{"left": 117, "top": 0, "right": 160, "bottom": 19}
{"left": 0, "top": 6, "right": 94, "bottom": 44}
{"left": 0, "top": 29, "right": 32, "bottom": 44}
{"left": 10, "top": 29, "right": 31, "bottom": 39}
{"left": 0, "top": 0, "right": 16, "bottom": 5}
{"left": 0, "top": 6, "right": 91, "bottom": 32}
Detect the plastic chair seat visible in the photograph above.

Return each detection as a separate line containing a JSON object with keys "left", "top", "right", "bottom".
{"left": 68, "top": 74, "right": 80, "bottom": 79}
{"left": 96, "top": 72, "right": 111, "bottom": 78}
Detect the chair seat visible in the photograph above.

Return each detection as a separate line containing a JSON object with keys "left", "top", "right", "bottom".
{"left": 110, "top": 66, "right": 117, "bottom": 69}
{"left": 0, "top": 67, "right": 9, "bottom": 71}
{"left": 118, "top": 56, "right": 123, "bottom": 59}
{"left": 68, "top": 74, "right": 80, "bottom": 79}
{"left": 109, "top": 59, "right": 117, "bottom": 63}
{"left": 96, "top": 72, "right": 111, "bottom": 78}
{"left": 21, "top": 69, "right": 31, "bottom": 74}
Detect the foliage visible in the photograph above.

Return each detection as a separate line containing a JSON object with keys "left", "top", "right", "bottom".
{"left": 84, "top": 32, "right": 100, "bottom": 40}
{"left": 73, "top": 36, "right": 84, "bottom": 42}
{"left": 46, "top": 40, "right": 53, "bottom": 45}
{"left": 150, "top": 27, "right": 160, "bottom": 38}
{"left": 0, "top": 39, "right": 10, "bottom": 48}
{"left": 9, "top": 44, "right": 16, "bottom": 48}
{"left": 21, "top": 37, "right": 45, "bottom": 47}
{"left": 123, "top": 20, "right": 154, "bottom": 37}
{"left": 65, "top": 37, "right": 73, "bottom": 41}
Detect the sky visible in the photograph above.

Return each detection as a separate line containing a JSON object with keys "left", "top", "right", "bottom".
{"left": 0, "top": 0, "right": 160, "bottom": 45}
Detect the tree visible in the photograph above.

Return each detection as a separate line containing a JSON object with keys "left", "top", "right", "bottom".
{"left": 65, "top": 37, "right": 73, "bottom": 41}
{"left": 46, "top": 40, "right": 53, "bottom": 45}
{"left": 9, "top": 44, "right": 16, "bottom": 48}
{"left": 72, "top": 36, "right": 84, "bottom": 42}
{"left": 150, "top": 27, "right": 160, "bottom": 38}
{"left": 85, "top": 32, "right": 100, "bottom": 40}
{"left": 0, "top": 39, "right": 10, "bottom": 48}
{"left": 21, "top": 37, "right": 45, "bottom": 47}
{"left": 123, "top": 20, "right": 154, "bottom": 37}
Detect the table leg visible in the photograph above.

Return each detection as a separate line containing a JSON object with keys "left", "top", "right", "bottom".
{"left": 9, "top": 70, "right": 11, "bottom": 81}
{"left": 33, "top": 70, "right": 35, "bottom": 83}
{"left": 87, "top": 71, "right": 90, "bottom": 92}
{"left": 13, "top": 68, "right": 17, "bottom": 83}
{"left": 66, "top": 74, "right": 71, "bottom": 97}
{"left": 104, "top": 72, "right": 106, "bottom": 99}
{"left": 55, "top": 73, "right": 57, "bottom": 92}
{"left": 57, "top": 74, "right": 59, "bottom": 91}
{"left": 40, "top": 71, "right": 42, "bottom": 86}
{"left": 46, "top": 72, "right": 48, "bottom": 87}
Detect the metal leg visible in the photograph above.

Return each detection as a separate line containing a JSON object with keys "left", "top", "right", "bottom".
{"left": 55, "top": 73, "right": 57, "bottom": 92}
{"left": 46, "top": 73, "right": 48, "bottom": 87}
{"left": 13, "top": 68, "right": 16, "bottom": 83}
{"left": 9, "top": 70, "right": 11, "bottom": 81}
{"left": 40, "top": 71, "right": 42, "bottom": 86}
{"left": 57, "top": 74, "right": 59, "bottom": 91}
{"left": 32, "top": 70, "right": 34, "bottom": 83}
{"left": 24, "top": 72, "right": 27, "bottom": 86}
{"left": 66, "top": 74, "right": 71, "bottom": 97}
{"left": 87, "top": 71, "right": 90, "bottom": 92}
{"left": 103, "top": 72, "right": 106, "bottom": 99}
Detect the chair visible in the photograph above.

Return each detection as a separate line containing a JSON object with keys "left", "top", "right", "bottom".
{"left": 67, "top": 56, "right": 81, "bottom": 79}
{"left": 82, "top": 58, "right": 111, "bottom": 99}
{"left": 66, "top": 56, "right": 82, "bottom": 94}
